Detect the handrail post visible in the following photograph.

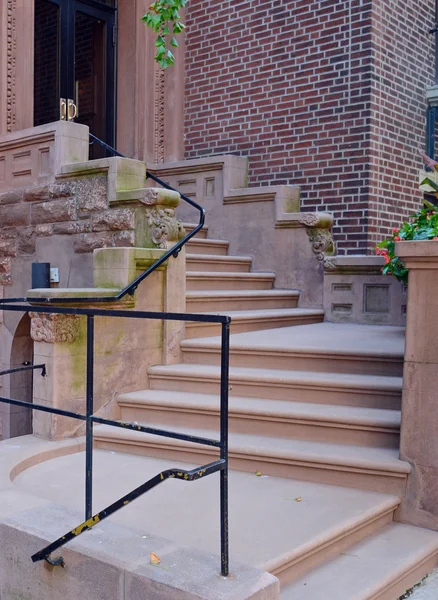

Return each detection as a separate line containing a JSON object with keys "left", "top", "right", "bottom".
{"left": 85, "top": 315, "right": 94, "bottom": 521}
{"left": 220, "top": 320, "right": 230, "bottom": 577}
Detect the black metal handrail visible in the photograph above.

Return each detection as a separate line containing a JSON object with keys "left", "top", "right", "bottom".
{"left": 0, "top": 363, "right": 46, "bottom": 378}
{"left": 0, "top": 302, "right": 230, "bottom": 575}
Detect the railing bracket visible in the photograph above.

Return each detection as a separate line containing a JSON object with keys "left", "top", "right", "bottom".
{"left": 44, "top": 555, "right": 65, "bottom": 568}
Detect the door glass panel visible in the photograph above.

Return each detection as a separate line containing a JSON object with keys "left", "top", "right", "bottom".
{"left": 34, "top": 0, "right": 60, "bottom": 126}
{"left": 75, "top": 10, "right": 107, "bottom": 157}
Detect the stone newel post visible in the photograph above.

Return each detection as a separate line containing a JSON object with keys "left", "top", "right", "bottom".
{"left": 27, "top": 186, "right": 186, "bottom": 441}
{"left": 396, "top": 241, "right": 438, "bottom": 530}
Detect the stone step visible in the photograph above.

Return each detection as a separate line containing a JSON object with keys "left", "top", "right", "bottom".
{"left": 117, "top": 389, "right": 401, "bottom": 448}
{"left": 148, "top": 364, "right": 402, "bottom": 410}
{"left": 14, "top": 449, "right": 402, "bottom": 587}
{"left": 186, "top": 238, "right": 229, "bottom": 255}
{"left": 186, "top": 290, "right": 300, "bottom": 312}
{"left": 181, "top": 327, "right": 404, "bottom": 377}
{"left": 185, "top": 308, "right": 324, "bottom": 338}
{"left": 186, "top": 271, "right": 275, "bottom": 291}
{"left": 186, "top": 253, "right": 253, "bottom": 273}
{"left": 280, "top": 522, "right": 438, "bottom": 599}
{"left": 182, "top": 222, "right": 208, "bottom": 238}
{"left": 93, "top": 423, "right": 410, "bottom": 494}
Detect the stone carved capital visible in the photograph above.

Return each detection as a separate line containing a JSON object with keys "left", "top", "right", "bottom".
{"left": 306, "top": 228, "right": 336, "bottom": 262}
{"left": 145, "top": 207, "right": 185, "bottom": 249}
{"left": 29, "top": 312, "right": 80, "bottom": 343}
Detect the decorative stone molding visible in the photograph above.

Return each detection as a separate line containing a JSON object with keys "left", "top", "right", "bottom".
{"left": 145, "top": 207, "right": 185, "bottom": 248}
{"left": 154, "top": 66, "right": 166, "bottom": 164}
{"left": 306, "top": 227, "right": 336, "bottom": 262}
{"left": 29, "top": 312, "right": 80, "bottom": 344}
{"left": 6, "top": 0, "right": 17, "bottom": 133}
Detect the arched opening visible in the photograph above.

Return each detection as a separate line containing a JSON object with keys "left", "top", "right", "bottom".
{"left": 9, "top": 314, "right": 33, "bottom": 437}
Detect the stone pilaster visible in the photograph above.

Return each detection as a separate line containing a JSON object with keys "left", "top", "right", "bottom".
{"left": 396, "top": 240, "right": 438, "bottom": 530}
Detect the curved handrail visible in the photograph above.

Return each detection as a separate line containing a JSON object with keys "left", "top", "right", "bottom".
{"left": 22, "top": 134, "right": 205, "bottom": 304}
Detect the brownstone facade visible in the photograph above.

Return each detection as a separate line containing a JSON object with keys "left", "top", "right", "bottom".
{"left": 184, "top": 0, "right": 435, "bottom": 253}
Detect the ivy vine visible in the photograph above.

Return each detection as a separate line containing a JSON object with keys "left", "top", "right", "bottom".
{"left": 142, "top": 0, "right": 188, "bottom": 69}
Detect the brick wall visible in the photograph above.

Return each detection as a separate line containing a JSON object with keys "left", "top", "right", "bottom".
{"left": 367, "top": 0, "right": 435, "bottom": 249}
{"left": 184, "top": 0, "right": 435, "bottom": 253}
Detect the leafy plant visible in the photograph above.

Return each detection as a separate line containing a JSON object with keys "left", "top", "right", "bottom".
{"left": 142, "top": 0, "right": 187, "bottom": 69}
{"left": 376, "top": 184, "right": 438, "bottom": 284}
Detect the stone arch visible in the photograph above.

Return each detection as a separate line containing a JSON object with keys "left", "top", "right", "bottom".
{"left": 9, "top": 313, "right": 33, "bottom": 437}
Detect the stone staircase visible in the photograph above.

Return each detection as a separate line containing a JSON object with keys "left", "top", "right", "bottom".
{"left": 91, "top": 223, "right": 438, "bottom": 599}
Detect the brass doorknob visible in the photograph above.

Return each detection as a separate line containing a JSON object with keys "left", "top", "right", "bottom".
{"left": 67, "top": 99, "right": 77, "bottom": 121}
{"left": 60, "top": 98, "right": 67, "bottom": 121}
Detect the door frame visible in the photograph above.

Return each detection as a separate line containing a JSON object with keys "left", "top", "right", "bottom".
{"left": 34, "top": 0, "right": 117, "bottom": 147}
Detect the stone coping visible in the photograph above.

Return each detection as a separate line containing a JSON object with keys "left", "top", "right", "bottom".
{"left": 396, "top": 240, "right": 438, "bottom": 259}
{"left": 324, "top": 254, "right": 385, "bottom": 274}
{"left": 27, "top": 288, "right": 121, "bottom": 300}
{"left": 0, "top": 436, "right": 278, "bottom": 599}
{"left": 149, "top": 154, "right": 248, "bottom": 176}
{"left": 25, "top": 287, "right": 136, "bottom": 308}
{"left": 0, "top": 120, "right": 88, "bottom": 148}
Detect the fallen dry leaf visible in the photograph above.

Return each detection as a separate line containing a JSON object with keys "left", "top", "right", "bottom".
{"left": 255, "top": 470, "right": 262, "bottom": 477}
{"left": 150, "top": 552, "right": 161, "bottom": 566}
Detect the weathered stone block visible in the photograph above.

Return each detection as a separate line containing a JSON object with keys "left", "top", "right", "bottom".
{"left": 76, "top": 176, "right": 107, "bottom": 213}
{"left": 31, "top": 198, "right": 76, "bottom": 224}
{"left": 53, "top": 221, "right": 91, "bottom": 236}
{"left": 48, "top": 182, "right": 75, "bottom": 198}
{"left": 0, "top": 190, "right": 23, "bottom": 205}
{"left": 74, "top": 232, "right": 114, "bottom": 253}
{"left": 0, "top": 257, "right": 12, "bottom": 284}
{"left": 23, "top": 187, "right": 51, "bottom": 203}
{"left": 113, "top": 231, "right": 135, "bottom": 247}
{"left": 0, "top": 237, "right": 17, "bottom": 257}
{"left": 0, "top": 203, "right": 30, "bottom": 227}
{"left": 17, "top": 227, "right": 36, "bottom": 255}
{"left": 35, "top": 224, "right": 54, "bottom": 237}
{"left": 91, "top": 208, "right": 136, "bottom": 231}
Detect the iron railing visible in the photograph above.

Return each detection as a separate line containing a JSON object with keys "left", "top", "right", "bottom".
{"left": 0, "top": 302, "right": 230, "bottom": 575}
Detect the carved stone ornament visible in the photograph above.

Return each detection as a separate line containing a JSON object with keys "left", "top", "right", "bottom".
{"left": 145, "top": 207, "right": 185, "bottom": 249}
{"left": 323, "top": 257, "right": 338, "bottom": 271}
{"left": 29, "top": 312, "right": 80, "bottom": 343}
{"left": 306, "top": 228, "right": 336, "bottom": 262}
{"left": 7, "top": 0, "right": 17, "bottom": 132}
{"left": 154, "top": 65, "right": 165, "bottom": 164}
{"left": 298, "top": 213, "right": 321, "bottom": 227}
{"left": 138, "top": 187, "right": 180, "bottom": 208}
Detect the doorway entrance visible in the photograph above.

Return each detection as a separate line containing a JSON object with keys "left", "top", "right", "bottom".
{"left": 33, "top": 0, "right": 117, "bottom": 154}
